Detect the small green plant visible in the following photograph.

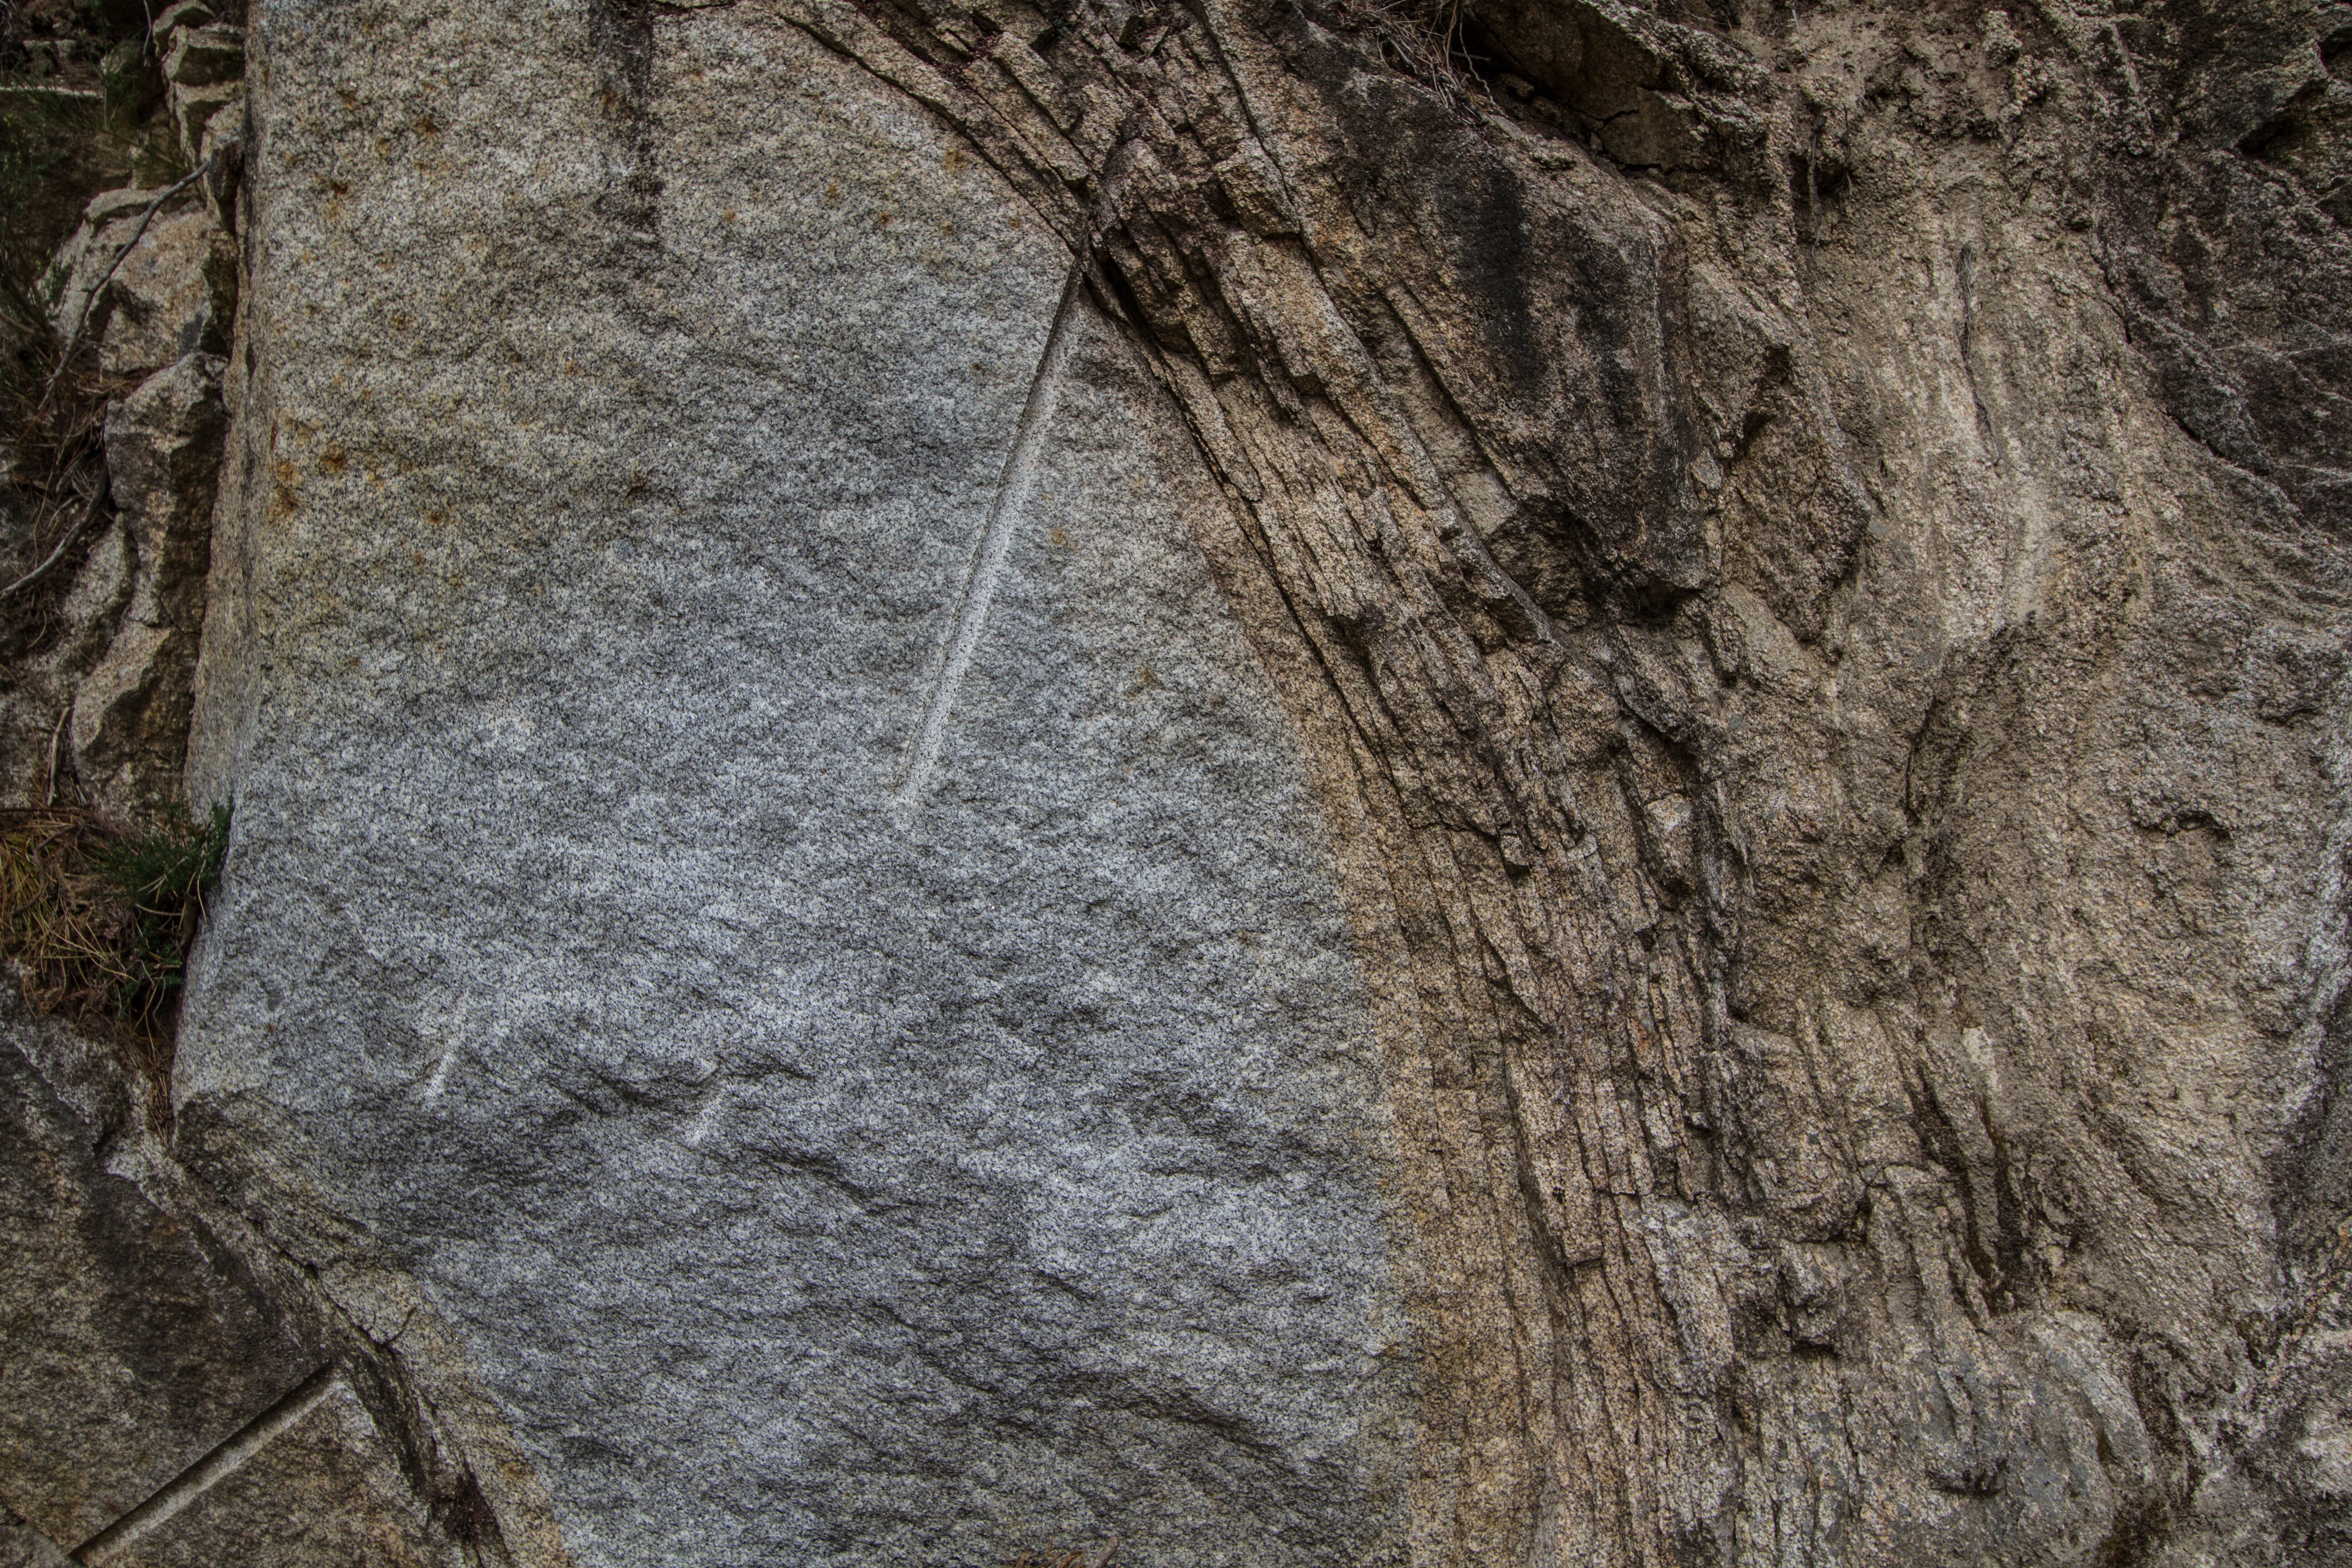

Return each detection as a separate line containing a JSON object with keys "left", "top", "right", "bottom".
{"left": 87, "top": 798, "right": 228, "bottom": 1026}
{"left": 88, "top": 798, "right": 229, "bottom": 906}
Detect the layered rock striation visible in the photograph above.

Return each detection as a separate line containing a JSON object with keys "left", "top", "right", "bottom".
{"left": 3, "top": 0, "right": 2349, "bottom": 1564}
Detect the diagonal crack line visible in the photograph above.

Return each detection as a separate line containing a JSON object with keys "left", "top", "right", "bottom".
{"left": 73, "top": 1364, "right": 341, "bottom": 1564}
{"left": 892, "top": 260, "right": 1088, "bottom": 820}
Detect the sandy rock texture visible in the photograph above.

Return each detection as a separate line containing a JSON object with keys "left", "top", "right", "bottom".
{"left": 0, "top": 0, "right": 2346, "bottom": 1563}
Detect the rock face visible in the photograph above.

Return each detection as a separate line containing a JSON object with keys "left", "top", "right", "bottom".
{"left": 4, "top": 0, "right": 2350, "bottom": 1564}
{"left": 6, "top": 56, "right": 242, "bottom": 815}
{"left": 0, "top": 994, "right": 466, "bottom": 1568}
{"left": 73, "top": 351, "right": 228, "bottom": 813}
{"left": 0, "top": 1003, "right": 307, "bottom": 1549}
{"left": 176, "top": 8, "right": 1406, "bottom": 1564}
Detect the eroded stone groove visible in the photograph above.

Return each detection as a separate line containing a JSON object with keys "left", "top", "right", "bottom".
{"left": 73, "top": 1365, "right": 340, "bottom": 1564}
{"left": 895, "top": 261, "right": 1089, "bottom": 817}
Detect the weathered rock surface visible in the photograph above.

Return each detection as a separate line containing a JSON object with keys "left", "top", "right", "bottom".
{"left": 98, "top": 208, "right": 234, "bottom": 379}
{"left": 3, "top": 0, "right": 2348, "bottom": 1563}
{"left": 0, "top": 1504, "right": 73, "bottom": 1568}
{"left": 41, "top": 189, "right": 177, "bottom": 352}
{"left": 3, "top": 60, "right": 241, "bottom": 812}
{"left": 0, "top": 991, "right": 544, "bottom": 1567}
{"left": 0, "top": 1011, "right": 304, "bottom": 1547}
{"left": 72, "top": 352, "right": 226, "bottom": 813}
{"left": 99, "top": 1377, "right": 465, "bottom": 1568}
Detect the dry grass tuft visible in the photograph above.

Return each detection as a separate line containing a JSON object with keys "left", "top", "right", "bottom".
{"left": 2, "top": 806, "right": 122, "bottom": 1001}
{"left": 0, "top": 799, "right": 228, "bottom": 1124}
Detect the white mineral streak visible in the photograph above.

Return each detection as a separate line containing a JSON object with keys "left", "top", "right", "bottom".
{"left": 894, "top": 264, "right": 1089, "bottom": 821}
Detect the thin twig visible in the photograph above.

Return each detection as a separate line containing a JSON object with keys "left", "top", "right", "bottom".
{"left": 39, "top": 150, "right": 217, "bottom": 411}
{"left": 0, "top": 480, "right": 106, "bottom": 598}
{"left": 28, "top": 416, "right": 101, "bottom": 518}
{"left": 43, "top": 703, "right": 68, "bottom": 807}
